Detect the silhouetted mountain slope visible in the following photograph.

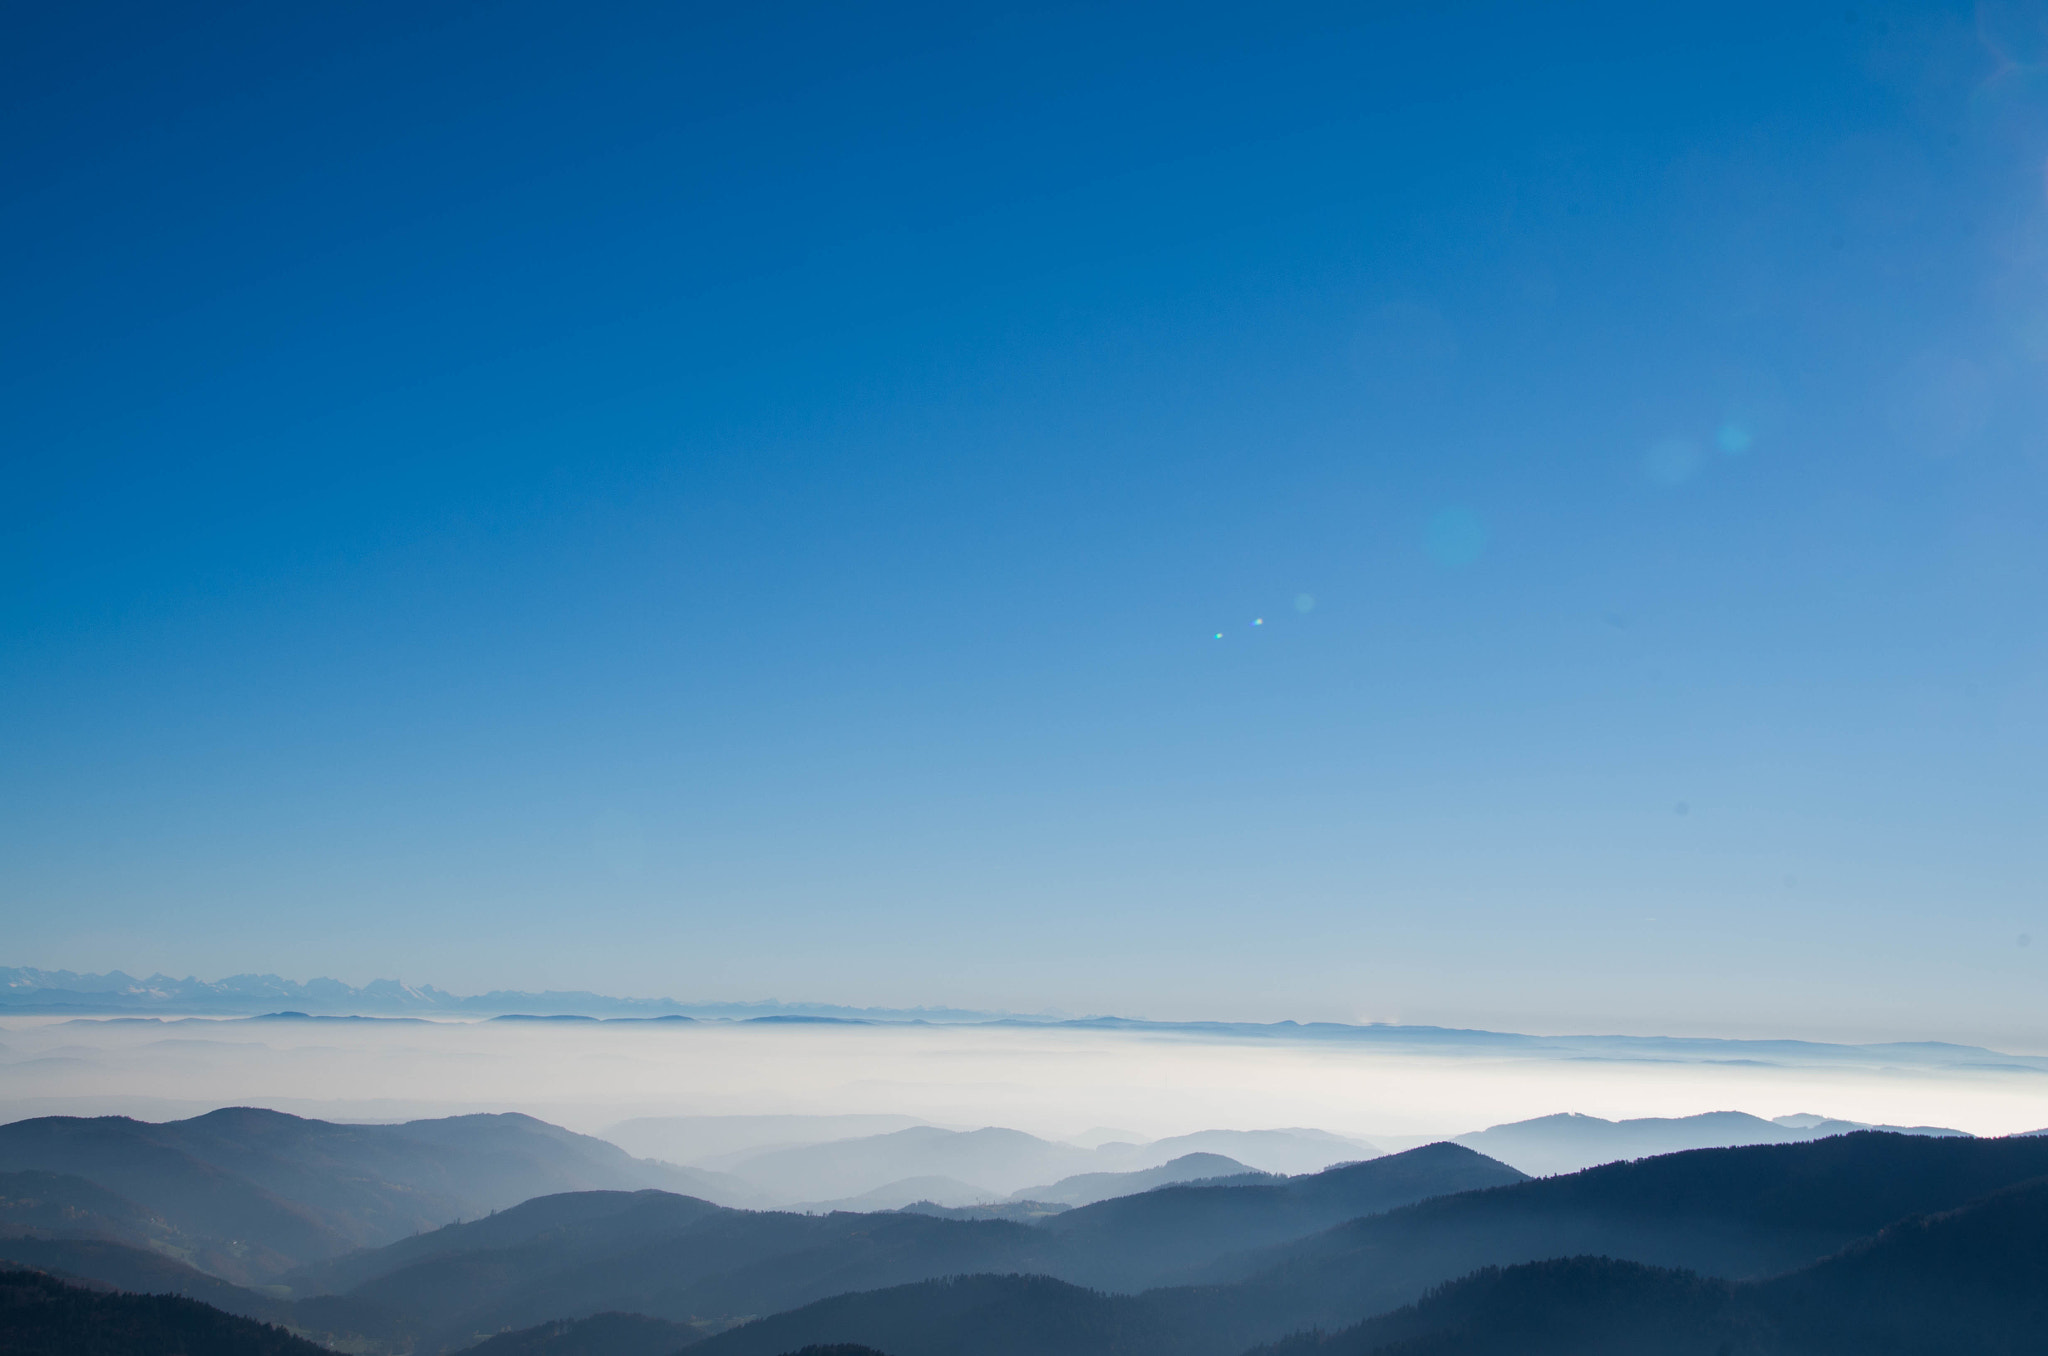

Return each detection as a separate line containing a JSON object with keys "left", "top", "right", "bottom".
{"left": 1252, "top": 1258, "right": 1766, "bottom": 1356}
{"left": 28, "top": 1125, "right": 2018, "bottom": 1356}
{"left": 0, "top": 1238, "right": 289, "bottom": 1325}
{"left": 0, "top": 1108, "right": 748, "bottom": 1283}
{"left": 0, "top": 1267, "right": 327, "bottom": 1356}
{"left": 896, "top": 1200, "right": 1069, "bottom": 1223}
{"left": 766, "top": 1183, "right": 2048, "bottom": 1356}
{"left": 681, "top": 1132, "right": 2048, "bottom": 1356}
{"left": 1254, "top": 1176, "right": 2048, "bottom": 1356}
{"left": 285, "top": 1191, "right": 1065, "bottom": 1354}
{"left": 461, "top": 1310, "right": 701, "bottom": 1356}
{"left": 1194, "top": 1131, "right": 2048, "bottom": 1337}
{"left": 265, "top": 1143, "right": 1520, "bottom": 1350}
{"left": 0, "top": 1172, "right": 178, "bottom": 1254}
{"left": 1040, "top": 1143, "right": 1527, "bottom": 1291}
{"left": 284, "top": 1184, "right": 729, "bottom": 1294}
{"left": 0, "top": 1117, "right": 338, "bottom": 1280}
{"left": 463, "top": 1315, "right": 891, "bottom": 1356}
{"left": 0, "top": 1172, "right": 261, "bottom": 1287}
{"left": 1758, "top": 1174, "right": 2048, "bottom": 1354}
{"left": 275, "top": 1141, "right": 1520, "bottom": 1351}
{"left": 685, "top": 1273, "right": 1184, "bottom": 1356}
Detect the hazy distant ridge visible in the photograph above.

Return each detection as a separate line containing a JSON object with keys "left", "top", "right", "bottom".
{"left": 9, "top": 969, "right": 2048, "bottom": 1080}
{"left": 0, "top": 967, "right": 996, "bottom": 1021}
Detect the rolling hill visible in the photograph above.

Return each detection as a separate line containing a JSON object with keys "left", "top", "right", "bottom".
{"left": 685, "top": 1132, "right": 2048, "bottom": 1356}
{"left": 12, "top": 1131, "right": 2048, "bottom": 1356}
{"left": 0, "top": 1107, "right": 755, "bottom": 1283}
{"left": 281, "top": 1190, "right": 1063, "bottom": 1354}
{"left": 1038, "top": 1143, "right": 1525, "bottom": 1291}
{"left": 256, "top": 1144, "right": 1520, "bottom": 1353}
{"left": 1254, "top": 1173, "right": 2048, "bottom": 1356}
{"left": 0, "top": 1267, "right": 328, "bottom": 1356}
{"left": 720, "top": 1127, "right": 1376, "bottom": 1205}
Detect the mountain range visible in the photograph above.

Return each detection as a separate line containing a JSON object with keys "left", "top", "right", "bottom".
{"left": 11, "top": 971, "right": 2048, "bottom": 1091}
{"left": 710, "top": 1126, "right": 1376, "bottom": 1206}
{"left": 0, "top": 1128, "right": 1520, "bottom": 1354}
{"left": 646, "top": 1112, "right": 1969, "bottom": 1209}
{"left": 1252, "top": 1172, "right": 2048, "bottom": 1355}
{"left": 668, "top": 1132, "right": 2048, "bottom": 1356}
{"left": 0, "top": 968, "right": 991, "bottom": 1021}
{"left": 4, "top": 1105, "right": 2045, "bottom": 1356}
{"left": 0, "top": 1107, "right": 752, "bottom": 1282}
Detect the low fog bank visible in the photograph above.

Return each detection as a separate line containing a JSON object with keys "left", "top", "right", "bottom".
{"left": 1, "top": 1015, "right": 2042, "bottom": 1159}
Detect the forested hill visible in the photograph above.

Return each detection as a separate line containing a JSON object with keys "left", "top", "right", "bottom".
{"left": 1251, "top": 1175, "right": 2048, "bottom": 1356}
{"left": 0, "top": 1106, "right": 748, "bottom": 1282}
{"left": 0, "top": 1268, "right": 328, "bottom": 1356}
{"left": 13, "top": 1130, "right": 2048, "bottom": 1356}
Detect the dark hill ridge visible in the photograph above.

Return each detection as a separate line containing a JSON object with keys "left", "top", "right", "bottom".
{"left": 0, "top": 1237, "right": 291, "bottom": 1325}
{"left": 14, "top": 1132, "right": 2048, "bottom": 1356}
{"left": 285, "top": 1184, "right": 729, "bottom": 1295}
{"left": 1254, "top": 1257, "right": 1768, "bottom": 1356}
{"left": 685, "top": 1273, "right": 1172, "bottom": 1356}
{"left": 462, "top": 1310, "right": 701, "bottom": 1356}
{"left": 0, "top": 1170, "right": 226, "bottom": 1273}
{"left": 0, "top": 1267, "right": 328, "bottom": 1356}
{"left": 253, "top": 1143, "right": 1516, "bottom": 1353}
{"left": 0, "top": 1107, "right": 750, "bottom": 1282}
{"left": 284, "top": 1193, "right": 1067, "bottom": 1354}
{"left": 0, "top": 1170, "right": 177, "bottom": 1247}
{"left": 1039, "top": 1143, "right": 1526, "bottom": 1290}
{"left": 20, "top": 1168, "right": 2048, "bottom": 1356}
{"left": 720, "top": 1263, "right": 1756, "bottom": 1356}
{"left": 0, "top": 1115, "right": 331, "bottom": 1280}
{"left": 1255, "top": 1175, "right": 2048, "bottom": 1356}
{"left": 686, "top": 1132, "right": 2048, "bottom": 1356}
{"left": 1181, "top": 1129, "right": 2048, "bottom": 1335}
{"left": 1756, "top": 1173, "right": 2048, "bottom": 1354}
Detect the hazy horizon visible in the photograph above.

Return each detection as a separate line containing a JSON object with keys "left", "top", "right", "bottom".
{"left": 11, "top": 961, "right": 2048, "bottom": 1052}
{"left": 6, "top": 1009, "right": 2045, "bottom": 1143}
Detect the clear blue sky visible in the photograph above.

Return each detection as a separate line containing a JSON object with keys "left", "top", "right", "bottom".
{"left": 5, "top": 0, "right": 2047, "bottom": 1042}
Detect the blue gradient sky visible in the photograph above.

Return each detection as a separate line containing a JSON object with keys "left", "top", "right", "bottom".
{"left": 6, "top": 0, "right": 2048, "bottom": 1041}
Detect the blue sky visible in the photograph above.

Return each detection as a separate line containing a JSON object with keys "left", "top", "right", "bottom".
{"left": 5, "top": 0, "right": 2048, "bottom": 1041}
